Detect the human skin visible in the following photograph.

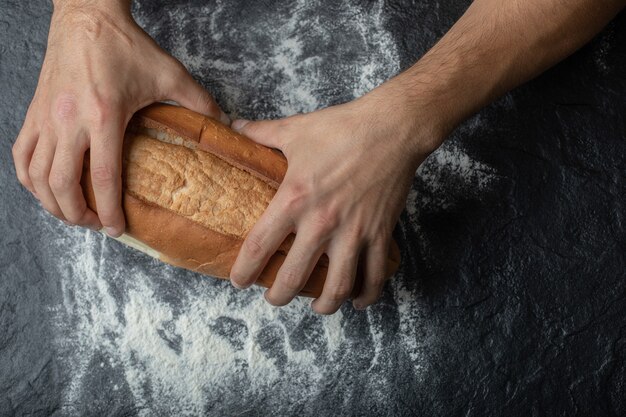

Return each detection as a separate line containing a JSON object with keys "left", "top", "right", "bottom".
{"left": 12, "top": 0, "right": 229, "bottom": 237}
{"left": 228, "top": 0, "right": 626, "bottom": 314}
{"left": 13, "top": 0, "right": 625, "bottom": 314}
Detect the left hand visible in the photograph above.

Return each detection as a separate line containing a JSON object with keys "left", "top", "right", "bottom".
{"left": 228, "top": 87, "right": 439, "bottom": 314}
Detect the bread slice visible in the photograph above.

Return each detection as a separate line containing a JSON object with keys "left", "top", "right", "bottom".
{"left": 80, "top": 103, "right": 400, "bottom": 298}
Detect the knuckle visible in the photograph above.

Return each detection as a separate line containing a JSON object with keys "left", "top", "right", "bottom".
{"left": 325, "top": 278, "right": 353, "bottom": 302}
{"left": 64, "top": 207, "right": 86, "bottom": 225}
{"left": 343, "top": 223, "right": 365, "bottom": 246}
{"left": 13, "top": 160, "right": 30, "bottom": 186}
{"left": 277, "top": 265, "right": 306, "bottom": 293}
{"left": 309, "top": 209, "right": 339, "bottom": 238}
{"left": 53, "top": 93, "right": 78, "bottom": 122}
{"left": 12, "top": 140, "right": 24, "bottom": 158}
{"left": 89, "top": 97, "right": 113, "bottom": 131}
{"left": 282, "top": 181, "right": 311, "bottom": 214}
{"left": 243, "top": 233, "right": 267, "bottom": 260}
{"left": 374, "top": 229, "right": 391, "bottom": 245}
{"left": 362, "top": 273, "right": 388, "bottom": 298}
{"left": 90, "top": 164, "right": 117, "bottom": 188}
{"left": 367, "top": 274, "right": 387, "bottom": 292}
{"left": 49, "top": 169, "right": 75, "bottom": 192}
{"left": 15, "top": 171, "right": 29, "bottom": 187}
{"left": 367, "top": 223, "right": 391, "bottom": 242}
{"left": 372, "top": 269, "right": 388, "bottom": 285}
{"left": 28, "top": 159, "right": 47, "bottom": 182}
{"left": 264, "top": 208, "right": 283, "bottom": 229}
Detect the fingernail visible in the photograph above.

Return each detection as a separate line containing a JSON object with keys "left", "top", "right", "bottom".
{"left": 104, "top": 226, "right": 120, "bottom": 237}
{"left": 230, "top": 279, "right": 246, "bottom": 289}
{"left": 231, "top": 119, "right": 250, "bottom": 132}
{"left": 219, "top": 111, "right": 231, "bottom": 125}
{"left": 353, "top": 302, "right": 365, "bottom": 310}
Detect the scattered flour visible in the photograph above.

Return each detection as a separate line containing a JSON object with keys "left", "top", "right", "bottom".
{"left": 50, "top": 224, "right": 435, "bottom": 414}
{"left": 134, "top": 0, "right": 400, "bottom": 117}
{"left": 50, "top": 1, "right": 497, "bottom": 413}
{"left": 407, "top": 138, "right": 496, "bottom": 220}
{"left": 52, "top": 226, "right": 342, "bottom": 414}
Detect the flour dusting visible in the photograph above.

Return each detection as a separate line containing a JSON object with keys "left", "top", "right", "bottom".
{"left": 134, "top": 0, "right": 400, "bottom": 117}
{"left": 52, "top": 226, "right": 341, "bottom": 415}
{"left": 51, "top": 223, "right": 435, "bottom": 415}
{"left": 49, "top": 1, "right": 498, "bottom": 413}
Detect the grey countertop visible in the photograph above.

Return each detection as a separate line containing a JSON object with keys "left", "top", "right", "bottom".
{"left": 1, "top": 1, "right": 625, "bottom": 416}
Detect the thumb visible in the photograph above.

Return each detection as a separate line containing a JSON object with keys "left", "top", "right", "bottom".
{"left": 231, "top": 119, "right": 285, "bottom": 150}
{"left": 161, "top": 60, "right": 230, "bottom": 125}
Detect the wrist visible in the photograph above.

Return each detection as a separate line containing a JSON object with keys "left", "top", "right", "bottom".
{"left": 358, "top": 75, "right": 450, "bottom": 168}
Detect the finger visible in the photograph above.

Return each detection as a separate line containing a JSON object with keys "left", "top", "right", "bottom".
{"left": 49, "top": 131, "right": 101, "bottom": 230}
{"left": 12, "top": 122, "right": 40, "bottom": 195}
{"left": 351, "top": 238, "right": 389, "bottom": 310}
{"left": 231, "top": 118, "right": 285, "bottom": 150}
{"left": 264, "top": 226, "right": 327, "bottom": 306}
{"left": 311, "top": 238, "right": 360, "bottom": 315}
{"left": 160, "top": 59, "right": 230, "bottom": 124}
{"left": 89, "top": 117, "right": 126, "bottom": 237}
{"left": 28, "top": 130, "right": 65, "bottom": 220}
{"left": 229, "top": 194, "right": 294, "bottom": 289}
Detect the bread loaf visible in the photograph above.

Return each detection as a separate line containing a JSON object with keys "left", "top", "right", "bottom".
{"left": 80, "top": 103, "right": 401, "bottom": 298}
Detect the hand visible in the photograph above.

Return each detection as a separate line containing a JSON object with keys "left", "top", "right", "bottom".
{"left": 12, "top": 0, "right": 228, "bottom": 236}
{"left": 228, "top": 87, "right": 441, "bottom": 314}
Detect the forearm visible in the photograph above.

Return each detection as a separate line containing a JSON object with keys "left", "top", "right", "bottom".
{"left": 370, "top": 0, "right": 625, "bottom": 156}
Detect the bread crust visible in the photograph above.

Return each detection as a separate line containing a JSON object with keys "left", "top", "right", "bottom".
{"left": 80, "top": 103, "right": 401, "bottom": 299}
{"left": 133, "top": 104, "right": 287, "bottom": 189}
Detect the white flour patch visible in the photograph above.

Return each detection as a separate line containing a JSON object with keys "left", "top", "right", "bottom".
{"left": 407, "top": 139, "right": 496, "bottom": 220}
{"left": 403, "top": 133, "right": 496, "bottom": 266}
{"left": 394, "top": 279, "right": 431, "bottom": 376}
{"left": 51, "top": 226, "right": 344, "bottom": 415}
{"left": 50, "top": 223, "right": 434, "bottom": 415}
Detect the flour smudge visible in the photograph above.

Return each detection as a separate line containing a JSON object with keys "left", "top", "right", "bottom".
{"left": 51, "top": 1, "right": 496, "bottom": 414}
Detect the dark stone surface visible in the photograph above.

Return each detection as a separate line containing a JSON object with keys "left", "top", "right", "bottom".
{"left": 0, "top": 0, "right": 624, "bottom": 416}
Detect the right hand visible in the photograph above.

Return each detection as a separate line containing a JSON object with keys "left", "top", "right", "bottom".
{"left": 12, "top": 0, "right": 229, "bottom": 236}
